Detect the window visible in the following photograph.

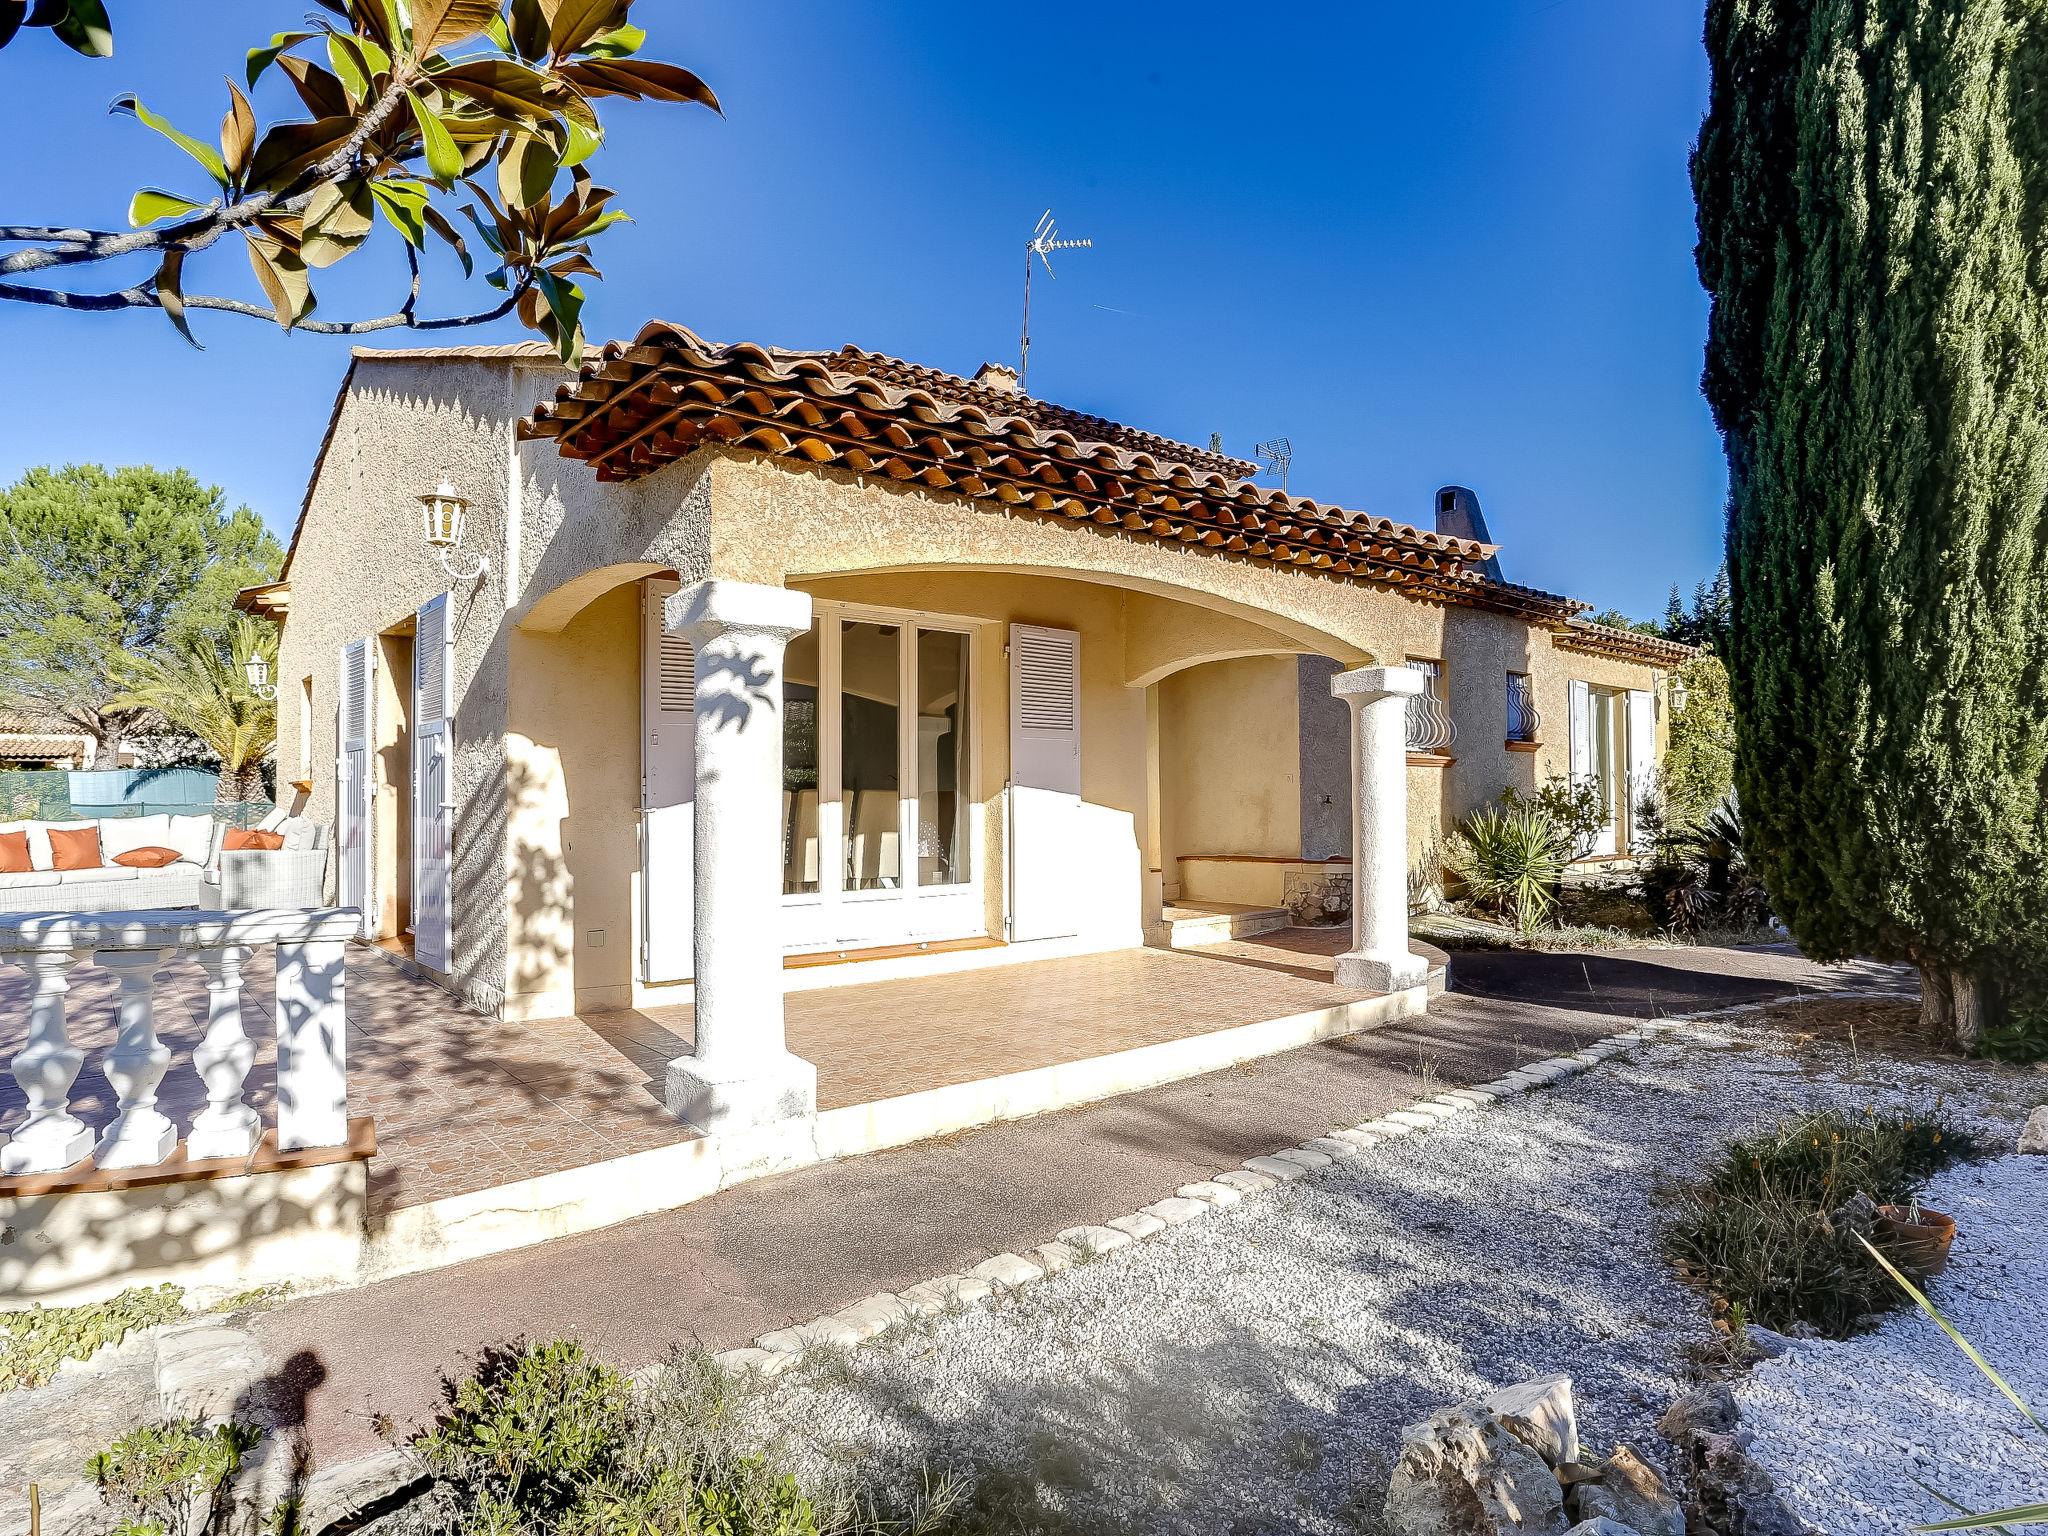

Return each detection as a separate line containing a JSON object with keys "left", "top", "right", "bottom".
{"left": 1506, "top": 671, "right": 1538, "bottom": 743}
{"left": 777, "top": 605, "right": 979, "bottom": 949}
{"left": 1404, "top": 658, "right": 1456, "bottom": 754}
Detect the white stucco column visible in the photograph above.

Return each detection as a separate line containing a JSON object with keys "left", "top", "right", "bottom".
{"left": 664, "top": 578, "right": 819, "bottom": 1134}
{"left": 1332, "top": 665, "right": 1429, "bottom": 994}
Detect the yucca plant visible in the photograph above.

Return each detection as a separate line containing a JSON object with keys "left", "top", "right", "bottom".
{"left": 1445, "top": 804, "right": 1572, "bottom": 932}
{"left": 1858, "top": 1237, "right": 2048, "bottom": 1531}
{"left": 113, "top": 616, "right": 277, "bottom": 804}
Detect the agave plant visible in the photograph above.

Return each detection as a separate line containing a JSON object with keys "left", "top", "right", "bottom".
{"left": 1858, "top": 1236, "right": 2048, "bottom": 1531}
{"left": 0, "top": 0, "right": 717, "bottom": 360}
{"left": 1445, "top": 803, "right": 1572, "bottom": 932}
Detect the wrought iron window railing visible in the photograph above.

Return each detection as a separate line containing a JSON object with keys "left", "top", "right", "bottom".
{"left": 1506, "top": 672, "right": 1541, "bottom": 743}
{"left": 1404, "top": 660, "right": 1457, "bottom": 754}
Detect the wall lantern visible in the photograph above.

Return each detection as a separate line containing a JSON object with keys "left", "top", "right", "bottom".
{"left": 243, "top": 653, "right": 277, "bottom": 702}
{"left": 421, "top": 479, "right": 488, "bottom": 581}
{"left": 1671, "top": 675, "right": 1689, "bottom": 712}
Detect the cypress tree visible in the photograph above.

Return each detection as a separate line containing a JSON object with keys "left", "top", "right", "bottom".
{"left": 1694, "top": 0, "right": 2048, "bottom": 1049}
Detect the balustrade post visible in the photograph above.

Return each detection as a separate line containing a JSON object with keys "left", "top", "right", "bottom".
{"left": 188, "top": 944, "right": 259, "bottom": 1161}
{"left": 94, "top": 947, "right": 178, "bottom": 1169}
{"left": 274, "top": 933, "right": 349, "bottom": 1151}
{"left": 1, "top": 950, "right": 95, "bottom": 1175}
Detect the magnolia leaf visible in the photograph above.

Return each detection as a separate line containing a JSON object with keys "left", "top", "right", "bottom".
{"left": 246, "top": 114, "right": 358, "bottom": 193}
{"left": 245, "top": 234, "right": 313, "bottom": 328}
{"left": 111, "top": 93, "right": 230, "bottom": 189}
{"left": 419, "top": 201, "right": 474, "bottom": 275}
{"left": 540, "top": 0, "right": 628, "bottom": 57}
{"left": 458, "top": 200, "right": 507, "bottom": 258}
{"left": 354, "top": 0, "right": 402, "bottom": 54}
{"left": 49, "top": 0, "right": 111, "bottom": 57}
{"left": 325, "top": 32, "right": 369, "bottom": 103}
{"left": 368, "top": 178, "right": 429, "bottom": 246}
{"left": 127, "top": 187, "right": 208, "bottom": 228}
{"left": 508, "top": 0, "right": 549, "bottom": 60}
{"left": 557, "top": 58, "right": 721, "bottom": 111}
{"left": 545, "top": 250, "right": 601, "bottom": 280}
{"left": 431, "top": 58, "right": 562, "bottom": 120}
{"left": 534, "top": 267, "right": 586, "bottom": 363}
{"left": 355, "top": 32, "right": 392, "bottom": 77}
{"left": 497, "top": 129, "right": 560, "bottom": 209}
{"left": 246, "top": 30, "right": 316, "bottom": 86}
{"left": 219, "top": 79, "right": 257, "bottom": 181}
{"left": 301, "top": 178, "right": 376, "bottom": 268}
{"left": 560, "top": 112, "right": 602, "bottom": 168}
{"left": 561, "top": 206, "right": 628, "bottom": 242}
{"left": 408, "top": 0, "right": 500, "bottom": 57}
{"left": 580, "top": 22, "right": 644, "bottom": 59}
{"left": 406, "top": 90, "right": 464, "bottom": 186}
{"left": 154, "top": 248, "right": 198, "bottom": 347}
{"left": 274, "top": 55, "right": 353, "bottom": 118}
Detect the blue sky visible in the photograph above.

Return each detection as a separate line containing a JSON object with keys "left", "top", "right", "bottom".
{"left": 0, "top": 2, "right": 1724, "bottom": 621}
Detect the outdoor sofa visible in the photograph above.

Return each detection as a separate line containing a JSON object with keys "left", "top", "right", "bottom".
{"left": 0, "top": 811, "right": 330, "bottom": 914}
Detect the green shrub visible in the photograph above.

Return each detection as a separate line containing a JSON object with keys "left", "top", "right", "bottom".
{"left": 1662, "top": 1108, "right": 1979, "bottom": 1337}
{"left": 1638, "top": 799, "right": 1773, "bottom": 938}
{"left": 1502, "top": 773, "right": 1609, "bottom": 857}
{"left": 1445, "top": 804, "right": 1571, "bottom": 932}
{"left": 87, "top": 1418, "right": 261, "bottom": 1536}
{"left": 2, "top": 1284, "right": 190, "bottom": 1393}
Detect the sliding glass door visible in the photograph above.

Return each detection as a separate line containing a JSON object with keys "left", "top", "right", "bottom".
{"left": 782, "top": 603, "right": 979, "bottom": 952}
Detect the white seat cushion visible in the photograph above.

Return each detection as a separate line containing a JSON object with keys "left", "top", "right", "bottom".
{"left": 0, "top": 869, "right": 61, "bottom": 889}
{"left": 260, "top": 804, "right": 290, "bottom": 833}
{"left": 278, "top": 817, "right": 320, "bottom": 851}
{"left": 164, "top": 814, "right": 216, "bottom": 866}
{"left": 99, "top": 813, "right": 174, "bottom": 859}
{"left": 56, "top": 865, "right": 137, "bottom": 885}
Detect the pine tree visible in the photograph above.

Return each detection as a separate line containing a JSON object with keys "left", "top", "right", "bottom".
{"left": 1695, "top": 0, "right": 2048, "bottom": 1049}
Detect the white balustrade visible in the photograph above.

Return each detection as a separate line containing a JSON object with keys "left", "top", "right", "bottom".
{"left": 0, "top": 909, "right": 360, "bottom": 1179}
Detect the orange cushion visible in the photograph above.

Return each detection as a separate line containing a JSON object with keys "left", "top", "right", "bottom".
{"left": 223, "top": 828, "right": 285, "bottom": 852}
{"left": 48, "top": 825, "right": 102, "bottom": 871}
{"left": 0, "top": 830, "right": 28, "bottom": 874}
{"left": 113, "top": 846, "right": 183, "bottom": 869}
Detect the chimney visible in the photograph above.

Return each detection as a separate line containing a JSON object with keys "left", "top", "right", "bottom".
{"left": 972, "top": 361, "right": 1020, "bottom": 396}
{"left": 1434, "top": 485, "right": 1504, "bottom": 582}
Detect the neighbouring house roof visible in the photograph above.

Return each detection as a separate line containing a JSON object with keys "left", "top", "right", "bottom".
{"left": 0, "top": 736, "right": 87, "bottom": 762}
{"left": 520, "top": 322, "right": 1592, "bottom": 623}
{"left": 1555, "top": 619, "right": 1699, "bottom": 668}
{"left": 233, "top": 580, "right": 291, "bottom": 620}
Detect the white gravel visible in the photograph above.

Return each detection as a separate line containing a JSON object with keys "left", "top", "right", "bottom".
{"left": 1736, "top": 1153, "right": 2048, "bottom": 1535}
{"left": 746, "top": 1014, "right": 2037, "bottom": 1534}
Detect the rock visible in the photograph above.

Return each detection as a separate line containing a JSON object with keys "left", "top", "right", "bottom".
{"left": 155, "top": 1324, "right": 270, "bottom": 1424}
{"left": 1569, "top": 1482, "right": 1626, "bottom": 1524}
{"left": 1593, "top": 1446, "right": 1683, "bottom": 1536}
{"left": 300, "top": 1447, "right": 430, "bottom": 1536}
{"left": 1564, "top": 1521, "right": 1646, "bottom": 1536}
{"left": 1478, "top": 1374, "right": 1580, "bottom": 1467}
{"left": 1032, "top": 1240, "right": 1083, "bottom": 1273}
{"left": 1658, "top": 1385, "right": 1804, "bottom": 1536}
{"left": 1384, "top": 1403, "right": 1570, "bottom": 1536}
{"left": 713, "top": 1347, "right": 791, "bottom": 1379}
{"left": 1742, "top": 1326, "right": 1797, "bottom": 1360}
{"left": 968, "top": 1253, "right": 1044, "bottom": 1288}
{"left": 828, "top": 1291, "right": 915, "bottom": 1338}
{"left": 1177, "top": 1180, "right": 1243, "bottom": 1207}
{"left": 2020, "top": 1106, "right": 2048, "bottom": 1154}
{"left": 1140, "top": 1197, "right": 1211, "bottom": 1226}
{"left": 1055, "top": 1224, "right": 1132, "bottom": 1255}
{"left": 1106, "top": 1211, "right": 1166, "bottom": 1241}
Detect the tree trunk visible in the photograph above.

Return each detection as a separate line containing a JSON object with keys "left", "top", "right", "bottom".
{"left": 87, "top": 714, "right": 122, "bottom": 768}
{"left": 216, "top": 760, "right": 264, "bottom": 805}
{"left": 1920, "top": 962, "right": 1989, "bottom": 1055}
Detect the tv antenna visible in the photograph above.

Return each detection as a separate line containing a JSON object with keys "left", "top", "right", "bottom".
{"left": 1256, "top": 436, "right": 1294, "bottom": 492}
{"left": 1019, "top": 209, "right": 1092, "bottom": 394}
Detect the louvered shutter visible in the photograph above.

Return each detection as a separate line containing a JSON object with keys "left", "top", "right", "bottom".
{"left": 1625, "top": 689, "right": 1656, "bottom": 852}
{"left": 412, "top": 594, "right": 455, "bottom": 971}
{"left": 336, "top": 638, "right": 375, "bottom": 938}
{"left": 1006, "top": 623, "right": 1081, "bottom": 942}
{"left": 641, "top": 578, "right": 695, "bottom": 982}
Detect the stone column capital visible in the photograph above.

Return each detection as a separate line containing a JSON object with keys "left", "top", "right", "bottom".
{"left": 1332, "top": 664, "right": 1425, "bottom": 704}
{"left": 665, "top": 579, "right": 812, "bottom": 646}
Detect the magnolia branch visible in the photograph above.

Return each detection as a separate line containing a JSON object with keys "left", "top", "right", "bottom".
{"left": 0, "top": 82, "right": 416, "bottom": 279}
{"left": 0, "top": 276, "right": 525, "bottom": 335}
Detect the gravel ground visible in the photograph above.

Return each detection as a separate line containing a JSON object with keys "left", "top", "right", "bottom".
{"left": 748, "top": 1008, "right": 2039, "bottom": 1534}
{"left": 1736, "top": 1153, "right": 2048, "bottom": 1535}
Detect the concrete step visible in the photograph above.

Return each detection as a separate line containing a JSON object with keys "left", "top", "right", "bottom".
{"left": 1149, "top": 903, "right": 1293, "bottom": 950}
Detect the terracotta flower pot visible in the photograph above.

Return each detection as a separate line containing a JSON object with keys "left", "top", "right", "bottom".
{"left": 1874, "top": 1204, "right": 1956, "bottom": 1275}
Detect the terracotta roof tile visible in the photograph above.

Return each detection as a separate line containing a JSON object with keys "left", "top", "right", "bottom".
{"left": 520, "top": 322, "right": 1574, "bottom": 620}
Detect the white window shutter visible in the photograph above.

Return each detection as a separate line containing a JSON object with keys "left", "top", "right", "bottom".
{"left": 1567, "top": 679, "right": 1593, "bottom": 786}
{"left": 1625, "top": 689, "right": 1657, "bottom": 850}
{"left": 640, "top": 578, "right": 695, "bottom": 982}
{"left": 412, "top": 594, "right": 455, "bottom": 972}
{"left": 1006, "top": 624, "right": 1081, "bottom": 942}
{"left": 336, "top": 638, "right": 376, "bottom": 940}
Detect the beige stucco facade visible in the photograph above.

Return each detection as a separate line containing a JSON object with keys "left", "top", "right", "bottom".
{"left": 276, "top": 349, "right": 1680, "bottom": 1022}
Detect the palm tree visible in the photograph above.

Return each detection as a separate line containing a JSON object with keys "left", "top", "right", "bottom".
{"left": 115, "top": 616, "right": 276, "bottom": 804}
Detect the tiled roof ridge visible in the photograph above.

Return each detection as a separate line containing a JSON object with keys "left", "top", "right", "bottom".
{"left": 825, "top": 344, "right": 1262, "bottom": 480}
{"left": 1557, "top": 616, "right": 1700, "bottom": 666}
